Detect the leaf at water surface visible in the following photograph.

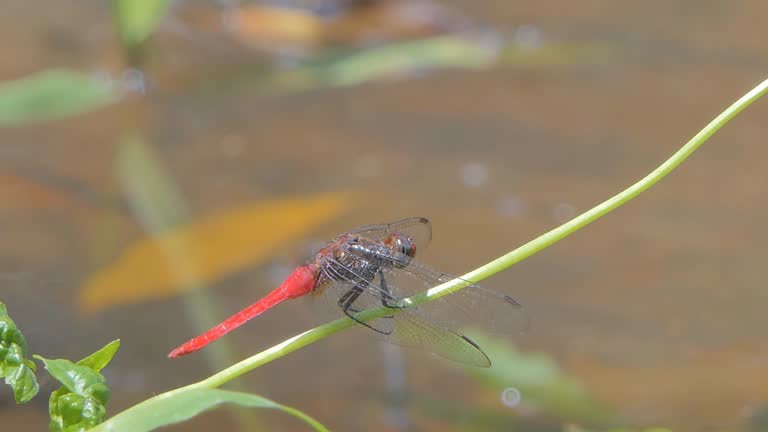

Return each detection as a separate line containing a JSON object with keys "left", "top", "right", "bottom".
{"left": 112, "top": 0, "right": 172, "bottom": 48}
{"left": 90, "top": 388, "right": 329, "bottom": 432}
{"left": 0, "top": 69, "right": 117, "bottom": 126}
{"left": 79, "top": 192, "right": 349, "bottom": 312}
{"left": 35, "top": 340, "right": 120, "bottom": 432}
{"left": 461, "top": 330, "right": 614, "bottom": 426}
{"left": 276, "top": 35, "right": 500, "bottom": 89}
{"left": 0, "top": 302, "right": 39, "bottom": 403}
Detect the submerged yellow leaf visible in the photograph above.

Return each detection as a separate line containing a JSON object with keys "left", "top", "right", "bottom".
{"left": 80, "top": 192, "right": 348, "bottom": 313}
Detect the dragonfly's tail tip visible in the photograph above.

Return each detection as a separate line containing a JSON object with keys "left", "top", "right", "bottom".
{"left": 167, "top": 347, "right": 187, "bottom": 359}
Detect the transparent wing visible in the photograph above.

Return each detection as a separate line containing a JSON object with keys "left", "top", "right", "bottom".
{"left": 386, "top": 261, "right": 530, "bottom": 335}
{"left": 341, "top": 242, "right": 530, "bottom": 335}
{"left": 318, "top": 243, "right": 526, "bottom": 367}
{"left": 319, "top": 254, "right": 492, "bottom": 367}
{"left": 386, "top": 313, "right": 492, "bottom": 367}
{"left": 347, "top": 217, "right": 432, "bottom": 251}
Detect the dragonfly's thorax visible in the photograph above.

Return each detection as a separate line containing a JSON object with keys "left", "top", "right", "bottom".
{"left": 345, "top": 241, "right": 411, "bottom": 269}
{"left": 312, "top": 234, "right": 414, "bottom": 293}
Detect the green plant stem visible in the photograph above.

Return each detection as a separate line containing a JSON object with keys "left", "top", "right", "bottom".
{"left": 98, "top": 78, "right": 768, "bottom": 429}
{"left": 425, "top": 77, "right": 768, "bottom": 300}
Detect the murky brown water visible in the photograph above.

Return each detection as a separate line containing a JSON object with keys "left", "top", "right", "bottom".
{"left": 2, "top": 1, "right": 768, "bottom": 431}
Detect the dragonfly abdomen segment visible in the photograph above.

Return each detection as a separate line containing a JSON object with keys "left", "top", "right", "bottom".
{"left": 168, "top": 265, "right": 318, "bottom": 358}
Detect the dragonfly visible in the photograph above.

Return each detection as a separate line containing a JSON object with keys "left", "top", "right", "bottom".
{"left": 169, "top": 217, "right": 527, "bottom": 367}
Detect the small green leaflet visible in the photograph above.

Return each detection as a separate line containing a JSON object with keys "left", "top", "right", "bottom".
{"left": 36, "top": 340, "right": 120, "bottom": 432}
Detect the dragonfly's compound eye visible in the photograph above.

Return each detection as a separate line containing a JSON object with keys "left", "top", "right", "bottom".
{"left": 387, "top": 234, "right": 416, "bottom": 260}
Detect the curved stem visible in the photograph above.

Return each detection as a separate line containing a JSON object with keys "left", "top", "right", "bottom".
{"left": 423, "top": 78, "right": 768, "bottom": 300}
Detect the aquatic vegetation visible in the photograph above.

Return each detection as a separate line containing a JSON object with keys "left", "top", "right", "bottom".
{"left": 0, "top": 70, "right": 117, "bottom": 126}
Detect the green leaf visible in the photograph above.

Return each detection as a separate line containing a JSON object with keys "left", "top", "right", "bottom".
{"left": 0, "top": 302, "right": 39, "bottom": 403}
{"left": 278, "top": 35, "right": 498, "bottom": 90}
{"left": 112, "top": 0, "right": 171, "bottom": 48}
{"left": 76, "top": 340, "right": 121, "bottom": 372}
{"left": 35, "top": 340, "right": 120, "bottom": 432}
{"left": 463, "top": 330, "right": 615, "bottom": 426}
{"left": 91, "top": 388, "right": 329, "bottom": 432}
{"left": 0, "top": 69, "right": 117, "bottom": 126}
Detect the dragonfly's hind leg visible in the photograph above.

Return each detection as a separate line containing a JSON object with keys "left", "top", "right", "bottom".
{"left": 338, "top": 285, "right": 393, "bottom": 335}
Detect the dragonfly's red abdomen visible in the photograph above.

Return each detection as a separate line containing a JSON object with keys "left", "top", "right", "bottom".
{"left": 168, "top": 264, "right": 319, "bottom": 358}
{"left": 283, "top": 264, "right": 320, "bottom": 297}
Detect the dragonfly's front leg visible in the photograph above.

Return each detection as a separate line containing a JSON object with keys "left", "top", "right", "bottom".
{"left": 338, "top": 285, "right": 392, "bottom": 335}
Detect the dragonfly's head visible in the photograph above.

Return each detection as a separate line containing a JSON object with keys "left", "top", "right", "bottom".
{"left": 385, "top": 233, "right": 416, "bottom": 267}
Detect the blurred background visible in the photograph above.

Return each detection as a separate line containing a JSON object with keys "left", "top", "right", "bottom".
{"left": 1, "top": 0, "right": 767, "bottom": 431}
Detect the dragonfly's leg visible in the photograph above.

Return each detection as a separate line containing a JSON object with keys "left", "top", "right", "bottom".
{"left": 378, "top": 270, "right": 405, "bottom": 309}
{"left": 338, "top": 285, "right": 392, "bottom": 335}
{"left": 337, "top": 286, "right": 362, "bottom": 313}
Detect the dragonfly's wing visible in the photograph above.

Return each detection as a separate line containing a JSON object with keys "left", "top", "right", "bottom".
{"left": 322, "top": 245, "right": 524, "bottom": 367}
{"left": 388, "top": 313, "right": 492, "bottom": 367}
{"left": 341, "top": 244, "right": 529, "bottom": 335}
{"left": 319, "top": 255, "right": 491, "bottom": 366}
{"left": 347, "top": 217, "right": 432, "bottom": 251}
{"left": 390, "top": 260, "right": 530, "bottom": 334}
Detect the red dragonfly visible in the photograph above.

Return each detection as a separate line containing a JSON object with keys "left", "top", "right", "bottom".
{"left": 169, "top": 217, "right": 527, "bottom": 366}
